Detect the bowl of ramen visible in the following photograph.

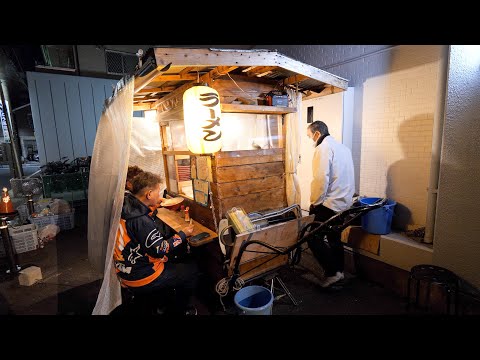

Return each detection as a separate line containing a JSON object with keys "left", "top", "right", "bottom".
{"left": 160, "top": 197, "right": 184, "bottom": 211}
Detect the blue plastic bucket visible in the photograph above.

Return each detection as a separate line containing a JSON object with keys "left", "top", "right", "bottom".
{"left": 360, "top": 197, "right": 396, "bottom": 235}
{"left": 234, "top": 285, "right": 274, "bottom": 315}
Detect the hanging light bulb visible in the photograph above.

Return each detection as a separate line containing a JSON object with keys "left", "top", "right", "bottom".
{"left": 183, "top": 83, "right": 222, "bottom": 154}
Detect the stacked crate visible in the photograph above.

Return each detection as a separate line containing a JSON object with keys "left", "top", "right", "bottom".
{"left": 0, "top": 224, "right": 39, "bottom": 257}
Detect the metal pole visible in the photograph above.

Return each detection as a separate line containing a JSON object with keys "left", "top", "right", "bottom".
{"left": 26, "top": 194, "right": 34, "bottom": 215}
{"left": 0, "top": 80, "right": 23, "bottom": 179}
{"left": 424, "top": 45, "right": 450, "bottom": 244}
{"left": 0, "top": 216, "right": 20, "bottom": 274}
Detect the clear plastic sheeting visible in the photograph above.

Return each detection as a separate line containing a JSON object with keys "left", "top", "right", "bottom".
{"left": 220, "top": 113, "right": 282, "bottom": 151}
{"left": 89, "top": 79, "right": 134, "bottom": 315}
{"left": 129, "top": 111, "right": 165, "bottom": 179}
{"left": 285, "top": 89, "right": 302, "bottom": 206}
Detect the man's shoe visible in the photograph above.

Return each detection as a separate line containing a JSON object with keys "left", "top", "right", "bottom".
{"left": 319, "top": 272, "right": 344, "bottom": 288}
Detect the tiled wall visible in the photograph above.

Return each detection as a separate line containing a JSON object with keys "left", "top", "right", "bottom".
{"left": 253, "top": 45, "right": 443, "bottom": 230}
{"left": 360, "top": 62, "right": 438, "bottom": 229}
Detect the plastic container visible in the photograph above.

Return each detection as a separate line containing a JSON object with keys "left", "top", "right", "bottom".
{"left": 234, "top": 285, "right": 274, "bottom": 315}
{"left": 42, "top": 172, "right": 88, "bottom": 198}
{"left": 16, "top": 203, "right": 43, "bottom": 222}
{"left": 28, "top": 209, "right": 75, "bottom": 231}
{"left": 9, "top": 178, "right": 43, "bottom": 198}
{"left": 360, "top": 197, "right": 396, "bottom": 235}
{"left": 0, "top": 224, "right": 39, "bottom": 256}
{"left": 226, "top": 207, "right": 255, "bottom": 234}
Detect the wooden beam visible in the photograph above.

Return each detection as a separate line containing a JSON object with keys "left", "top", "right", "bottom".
{"left": 134, "top": 63, "right": 172, "bottom": 93}
{"left": 274, "top": 53, "right": 348, "bottom": 90}
{"left": 211, "top": 176, "right": 285, "bottom": 198}
{"left": 153, "top": 65, "right": 238, "bottom": 112}
{"left": 156, "top": 106, "right": 184, "bottom": 123}
{"left": 212, "top": 162, "right": 284, "bottom": 183}
{"left": 154, "top": 48, "right": 279, "bottom": 68}
{"left": 153, "top": 74, "right": 197, "bottom": 82}
{"left": 161, "top": 150, "right": 193, "bottom": 156}
{"left": 179, "top": 66, "right": 195, "bottom": 75}
{"left": 242, "top": 66, "right": 257, "bottom": 72}
{"left": 153, "top": 48, "right": 348, "bottom": 90}
{"left": 138, "top": 86, "right": 176, "bottom": 94}
{"left": 209, "top": 66, "right": 238, "bottom": 78}
{"left": 304, "top": 85, "right": 345, "bottom": 100}
{"left": 211, "top": 75, "right": 277, "bottom": 105}
{"left": 221, "top": 104, "right": 296, "bottom": 115}
{"left": 133, "top": 103, "right": 152, "bottom": 111}
{"left": 245, "top": 66, "right": 276, "bottom": 77}
{"left": 213, "top": 149, "right": 284, "bottom": 167}
{"left": 214, "top": 188, "right": 286, "bottom": 218}
{"left": 283, "top": 74, "right": 309, "bottom": 86}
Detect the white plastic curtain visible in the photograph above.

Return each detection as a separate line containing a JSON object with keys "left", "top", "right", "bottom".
{"left": 285, "top": 88, "right": 302, "bottom": 206}
{"left": 90, "top": 78, "right": 134, "bottom": 315}
{"left": 129, "top": 113, "right": 165, "bottom": 178}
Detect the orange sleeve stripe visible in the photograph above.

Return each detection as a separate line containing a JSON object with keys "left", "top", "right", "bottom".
{"left": 119, "top": 221, "right": 131, "bottom": 247}
{"left": 114, "top": 220, "right": 131, "bottom": 261}
{"left": 120, "top": 262, "right": 164, "bottom": 287}
{"left": 113, "top": 230, "right": 122, "bottom": 260}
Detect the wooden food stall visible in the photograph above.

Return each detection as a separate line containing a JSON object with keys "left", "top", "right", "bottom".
{"left": 132, "top": 47, "right": 348, "bottom": 282}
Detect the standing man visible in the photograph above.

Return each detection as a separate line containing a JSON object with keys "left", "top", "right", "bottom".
{"left": 307, "top": 121, "right": 355, "bottom": 288}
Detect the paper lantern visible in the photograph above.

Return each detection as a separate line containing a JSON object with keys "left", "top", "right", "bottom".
{"left": 183, "top": 84, "right": 222, "bottom": 154}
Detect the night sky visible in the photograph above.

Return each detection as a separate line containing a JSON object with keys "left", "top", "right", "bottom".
{"left": 0, "top": 45, "right": 43, "bottom": 109}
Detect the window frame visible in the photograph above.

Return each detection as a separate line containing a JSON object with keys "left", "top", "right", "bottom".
{"left": 36, "top": 45, "right": 78, "bottom": 74}
{"left": 160, "top": 124, "right": 195, "bottom": 200}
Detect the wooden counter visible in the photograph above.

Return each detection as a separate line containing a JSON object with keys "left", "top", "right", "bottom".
{"left": 156, "top": 207, "right": 218, "bottom": 247}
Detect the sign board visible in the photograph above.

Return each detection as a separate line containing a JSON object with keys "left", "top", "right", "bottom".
{"left": 195, "top": 155, "right": 212, "bottom": 182}
{"left": 193, "top": 178, "right": 209, "bottom": 206}
{"left": 0, "top": 101, "right": 10, "bottom": 143}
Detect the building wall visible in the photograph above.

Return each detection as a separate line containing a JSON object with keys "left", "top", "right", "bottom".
{"left": 76, "top": 45, "right": 154, "bottom": 77}
{"left": 253, "top": 45, "right": 443, "bottom": 230}
{"left": 359, "top": 53, "right": 440, "bottom": 230}
{"left": 26, "top": 71, "right": 117, "bottom": 164}
{"left": 434, "top": 45, "right": 480, "bottom": 289}
{"left": 254, "top": 45, "right": 392, "bottom": 71}
{"left": 76, "top": 45, "right": 255, "bottom": 78}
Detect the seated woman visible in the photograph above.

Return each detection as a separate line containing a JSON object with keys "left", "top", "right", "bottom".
{"left": 125, "top": 165, "right": 144, "bottom": 194}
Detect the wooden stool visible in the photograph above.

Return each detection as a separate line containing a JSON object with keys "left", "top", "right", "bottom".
{"left": 406, "top": 264, "right": 459, "bottom": 315}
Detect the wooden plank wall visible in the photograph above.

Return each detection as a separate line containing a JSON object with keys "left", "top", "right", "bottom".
{"left": 27, "top": 71, "right": 118, "bottom": 165}
{"left": 211, "top": 148, "right": 286, "bottom": 221}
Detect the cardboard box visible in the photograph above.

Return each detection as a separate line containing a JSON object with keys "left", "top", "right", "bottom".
{"left": 341, "top": 226, "right": 380, "bottom": 255}
{"left": 18, "top": 266, "right": 42, "bottom": 286}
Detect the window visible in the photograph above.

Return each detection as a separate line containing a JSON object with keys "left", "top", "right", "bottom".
{"left": 37, "top": 45, "right": 77, "bottom": 72}
{"left": 161, "top": 123, "right": 194, "bottom": 199}
{"left": 307, "top": 106, "right": 313, "bottom": 123}
{"left": 221, "top": 113, "right": 283, "bottom": 151}
{"left": 105, "top": 50, "right": 138, "bottom": 75}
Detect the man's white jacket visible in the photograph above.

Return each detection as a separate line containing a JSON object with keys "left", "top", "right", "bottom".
{"left": 310, "top": 135, "right": 355, "bottom": 213}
